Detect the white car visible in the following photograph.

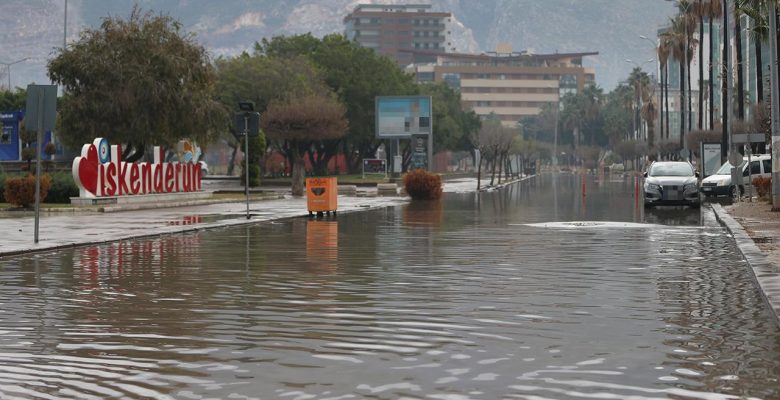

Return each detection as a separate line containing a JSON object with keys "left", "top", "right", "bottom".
{"left": 644, "top": 161, "right": 700, "bottom": 208}
{"left": 700, "top": 154, "right": 771, "bottom": 198}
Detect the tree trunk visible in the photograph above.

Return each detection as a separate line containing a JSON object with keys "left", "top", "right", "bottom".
{"left": 722, "top": 0, "right": 729, "bottom": 161}
{"left": 687, "top": 51, "right": 692, "bottom": 133}
{"left": 709, "top": 16, "right": 714, "bottom": 131}
{"left": 699, "top": 14, "right": 704, "bottom": 130}
{"left": 291, "top": 144, "right": 305, "bottom": 197}
{"left": 735, "top": 12, "right": 745, "bottom": 120}
{"left": 660, "top": 64, "right": 665, "bottom": 140}
{"left": 489, "top": 157, "right": 496, "bottom": 186}
{"left": 227, "top": 143, "right": 237, "bottom": 176}
{"left": 476, "top": 154, "right": 482, "bottom": 190}
{"left": 680, "top": 61, "right": 686, "bottom": 148}
{"left": 756, "top": 31, "right": 764, "bottom": 103}
{"left": 666, "top": 63, "right": 670, "bottom": 140}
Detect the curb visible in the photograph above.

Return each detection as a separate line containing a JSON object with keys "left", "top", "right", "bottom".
{"left": 711, "top": 203, "right": 780, "bottom": 325}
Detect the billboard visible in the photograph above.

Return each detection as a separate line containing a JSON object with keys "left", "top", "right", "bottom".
{"left": 376, "top": 96, "right": 432, "bottom": 138}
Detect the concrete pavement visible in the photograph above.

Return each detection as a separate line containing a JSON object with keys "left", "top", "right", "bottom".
{"left": 0, "top": 195, "right": 408, "bottom": 257}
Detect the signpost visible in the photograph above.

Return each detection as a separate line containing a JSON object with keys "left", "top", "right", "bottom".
{"left": 701, "top": 142, "right": 722, "bottom": 178}
{"left": 362, "top": 158, "right": 387, "bottom": 179}
{"left": 375, "top": 96, "right": 432, "bottom": 176}
{"left": 235, "top": 102, "right": 260, "bottom": 220}
{"left": 25, "top": 84, "right": 57, "bottom": 244}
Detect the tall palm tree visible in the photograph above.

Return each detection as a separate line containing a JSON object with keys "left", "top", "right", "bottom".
{"left": 582, "top": 84, "right": 604, "bottom": 145}
{"left": 658, "top": 37, "right": 672, "bottom": 139}
{"left": 738, "top": 0, "right": 768, "bottom": 104}
{"left": 627, "top": 67, "right": 650, "bottom": 140}
{"left": 642, "top": 89, "right": 659, "bottom": 149}
{"left": 679, "top": 0, "right": 698, "bottom": 134}
{"left": 663, "top": 16, "right": 690, "bottom": 147}
{"left": 735, "top": 6, "right": 746, "bottom": 119}
{"left": 706, "top": 0, "right": 722, "bottom": 130}
{"left": 694, "top": 0, "right": 706, "bottom": 130}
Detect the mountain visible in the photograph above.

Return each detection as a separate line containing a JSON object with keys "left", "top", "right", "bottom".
{"left": 0, "top": 0, "right": 675, "bottom": 94}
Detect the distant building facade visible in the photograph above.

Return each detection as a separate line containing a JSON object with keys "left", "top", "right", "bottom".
{"left": 404, "top": 46, "right": 597, "bottom": 126}
{"left": 344, "top": 4, "right": 453, "bottom": 67}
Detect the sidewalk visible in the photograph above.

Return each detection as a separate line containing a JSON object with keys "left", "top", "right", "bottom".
{"left": 0, "top": 195, "right": 407, "bottom": 257}
{"left": 0, "top": 177, "right": 490, "bottom": 258}
{"left": 712, "top": 201, "right": 780, "bottom": 323}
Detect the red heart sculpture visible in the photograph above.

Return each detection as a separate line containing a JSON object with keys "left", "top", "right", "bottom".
{"left": 74, "top": 144, "right": 99, "bottom": 195}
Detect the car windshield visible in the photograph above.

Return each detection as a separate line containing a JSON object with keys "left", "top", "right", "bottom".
{"left": 715, "top": 160, "right": 747, "bottom": 175}
{"left": 648, "top": 163, "right": 693, "bottom": 177}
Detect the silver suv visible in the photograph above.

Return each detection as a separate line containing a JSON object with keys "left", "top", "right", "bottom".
{"left": 643, "top": 161, "right": 700, "bottom": 208}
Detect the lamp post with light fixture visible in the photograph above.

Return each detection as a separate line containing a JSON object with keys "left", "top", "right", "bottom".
{"left": 0, "top": 58, "right": 29, "bottom": 91}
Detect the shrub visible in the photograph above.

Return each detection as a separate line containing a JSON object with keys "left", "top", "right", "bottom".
{"left": 4, "top": 174, "right": 51, "bottom": 208}
{"left": 0, "top": 172, "right": 5, "bottom": 203}
{"left": 403, "top": 169, "right": 442, "bottom": 201}
{"left": 753, "top": 176, "right": 772, "bottom": 199}
{"left": 46, "top": 172, "right": 79, "bottom": 203}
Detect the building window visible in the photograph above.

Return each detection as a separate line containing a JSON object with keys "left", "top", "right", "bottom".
{"left": 477, "top": 101, "right": 492, "bottom": 107}
{"left": 443, "top": 73, "right": 461, "bottom": 89}
{"left": 417, "top": 72, "right": 435, "bottom": 82}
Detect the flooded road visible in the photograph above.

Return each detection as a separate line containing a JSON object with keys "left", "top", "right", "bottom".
{"left": 1, "top": 173, "right": 779, "bottom": 399}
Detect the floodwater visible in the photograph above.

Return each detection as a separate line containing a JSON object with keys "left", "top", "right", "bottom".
{"left": 1, "top": 173, "right": 779, "bottom": 399}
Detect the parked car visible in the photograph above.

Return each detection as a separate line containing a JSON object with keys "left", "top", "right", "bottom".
{"left": 644, "top": 161, "right": 700, "bottom": 208}
{"left": 700, "top": 154, "right": 771, "bottom": 198}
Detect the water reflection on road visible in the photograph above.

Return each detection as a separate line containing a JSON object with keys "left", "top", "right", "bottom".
{"left": 0, "top": 173, "right": 779, "bottom": 399}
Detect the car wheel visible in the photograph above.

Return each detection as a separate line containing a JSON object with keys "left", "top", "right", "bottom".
{"left": 644, "top": 203, "right": 654, "bottom": 209}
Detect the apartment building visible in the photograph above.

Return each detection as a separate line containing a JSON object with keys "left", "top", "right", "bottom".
{"left": 405, "top": 46, "right": 597, "bottom": 126}
{"left": 344, "top": 4, "right": 453, "bottom": 66}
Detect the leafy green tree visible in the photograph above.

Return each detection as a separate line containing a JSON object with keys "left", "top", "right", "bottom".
{"left": 417, "top": 81, "right": 481, "bottom": 152}
{"left": 257, "top": 34, "right": 418, "bottom": 172}
{"left": 48, "top": 7, "right": 227, "bottom": 160}
{"left": 0, "top": 88, "right": 26, "bottom": 111}
{"left": 262, "top": 94, "right": 348, "bottom": 196}
{"left": 215, "top": 54, "right": 325, "bottom": 177}
{"left": 602, "top": 84, "right": 633, "bottom": 147}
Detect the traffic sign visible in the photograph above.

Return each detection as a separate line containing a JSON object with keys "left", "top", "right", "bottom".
{"left": 728, "top": 151, "right": 743, "bottom": 166}
{"left": 233, "top": 111, "right": 261, "bottom": 139}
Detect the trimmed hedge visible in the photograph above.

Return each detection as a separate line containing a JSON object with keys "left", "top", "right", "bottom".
{"left": 403, "top": 169, "right": 443, "bottom": 201}
{"left": 47, "top": 172, "right": 80, "bottom": 203}
{"left": 5, "top": 174, "right": 51, "bottom": 208}
{"left": 753, "top": 176, "right": 772, "bottom": 199}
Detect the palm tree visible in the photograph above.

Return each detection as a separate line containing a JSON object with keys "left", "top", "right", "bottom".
{"left": 627, "top": 68, "right": 650, "bottom": 140}
{"left": 658, "top": 35, "right": 672, "bottom": 140}
{"left": 694, "top": 0, "right": 706, "bottom": 130}
{"left": 678, "top": 0, "right": 699, "bottom": 134}
{"left": 738, "top": 0, "right": 768, "bottom": 104}
{"left": 734, "top": 5, "right": 746, "bottom": 119}
{"left": 642, "top": 90, "right": 659, "bottom": 150}
{"left": 662, "top": 16, "right": 690, "bottom": 147}
{"left": 706, "top": 0, "right": 723, "bottom": 130}
{"left": 582, "top": 84, "right": 604, "bottom": 145}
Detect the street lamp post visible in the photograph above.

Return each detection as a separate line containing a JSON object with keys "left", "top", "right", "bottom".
{"left": 0, "top": 58, "right": 29, "bottom": 91}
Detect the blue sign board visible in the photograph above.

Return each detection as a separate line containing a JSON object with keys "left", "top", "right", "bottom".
{"left": 375, "top": 96, "right": 432, "bottom": 138}
{"left": 0, "top": 111, "right": 23, "bottom": 161}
